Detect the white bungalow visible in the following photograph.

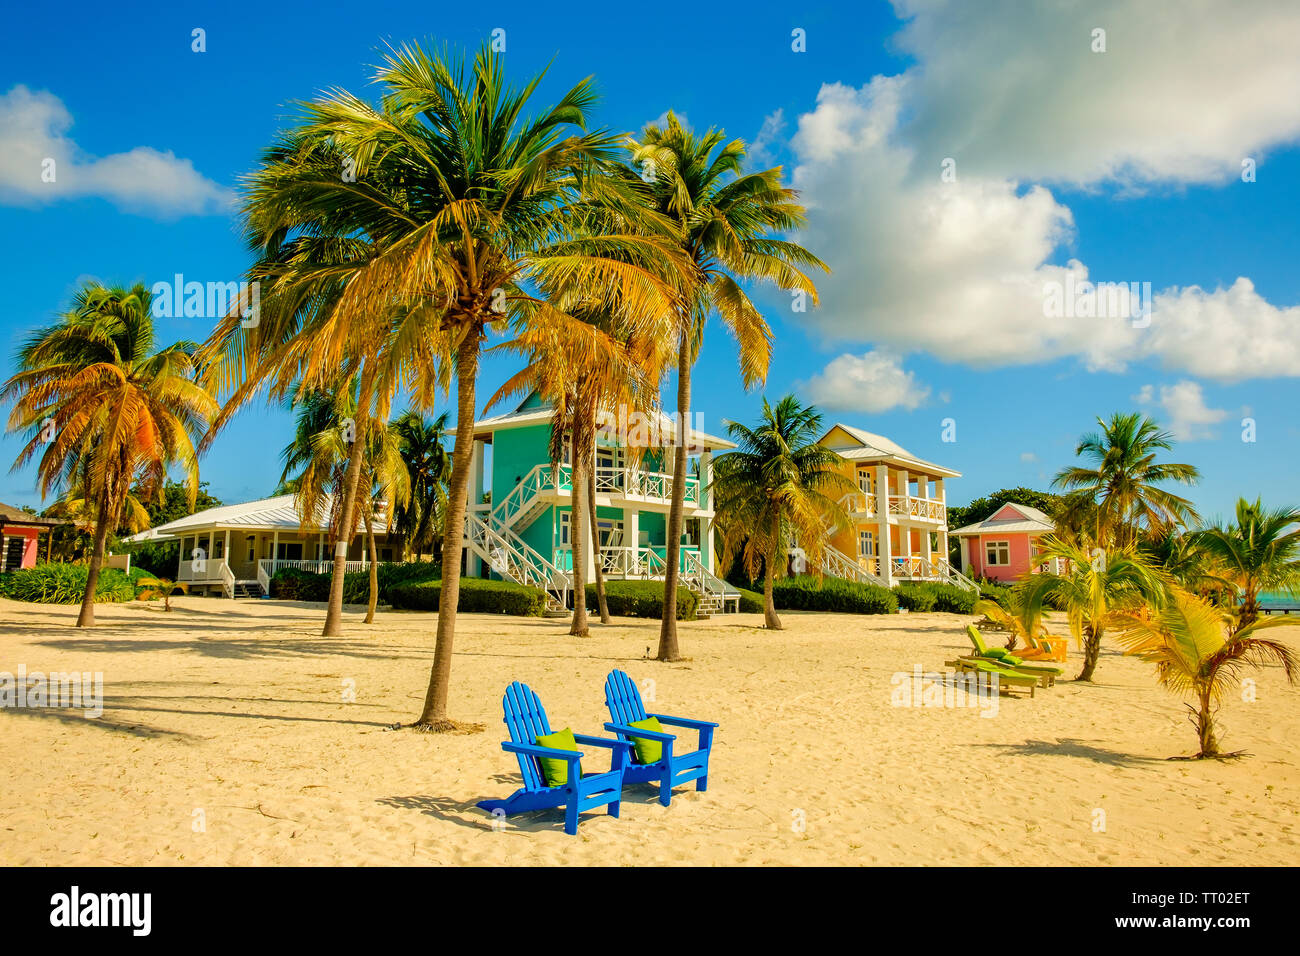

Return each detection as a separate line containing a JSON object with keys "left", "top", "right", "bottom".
{"left": 127, "top": 495, "right": 394, "bottom": 598}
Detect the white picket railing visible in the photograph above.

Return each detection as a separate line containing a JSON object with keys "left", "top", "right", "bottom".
{"left": 839, "top": 491, "right": 877, "bottom": 516}
{"left": 464, "top": 511, "right": 569, "bottom": 611}
{"left": 599, "top": 546, "right": 668, "bottom": 577}
{"left": 821, "top": 544, "right": 888, "bottom": 587}
{"left": 683, "top": 550, "right": 740, "bottom": 613}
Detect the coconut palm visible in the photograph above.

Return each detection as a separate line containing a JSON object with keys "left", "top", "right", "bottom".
{"left": 1053, "top": 412, "right": 1200, "bottom": 548}
{"left": 389, "top": 410, "right": 451, "bottom": 561}
{"left": 1017, "top": 534, "right": 1169, "bottom": 681}
{"left": 203, "top": 43, "right": 682, "bottom": 728}
{"left": 138, "top": 576, "right": 184, "bottom": 611}
{"left": 2, "top": 281, "right": 215, "bottom": 626}
{"left": 711, "top": 396, "right": 851, "bottom": 630}
{"left": 1114, "top": 587, "right": 1299, "bottom": 758}
{"left": 278, "top": 380, "right": 408, "bottom": 623}
{"left": 973, "top": 596, "right": 1052, "bottom": 653}
{"left": 1193, "top": 498, "right": 1300, "bottom": 633}
{"left": 628, "top": 112, "right": 828, "bottom": 659}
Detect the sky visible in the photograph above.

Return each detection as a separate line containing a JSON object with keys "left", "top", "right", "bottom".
{"left": 1, "top": 0, "right": 1298, "bottom": 522}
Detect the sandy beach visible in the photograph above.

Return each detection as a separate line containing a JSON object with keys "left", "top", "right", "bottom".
{"left": 2, "top": 596, "right": 1297, "bottom": 866}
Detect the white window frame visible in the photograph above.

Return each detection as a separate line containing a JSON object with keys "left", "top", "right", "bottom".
{"left": 858, "top": 530, "right": 875, "bottom": 558}
{"left": 559, "top": 511, "right": 571, "bottom": 546}
{"left": 984, "top": 539, "right": 1011, "bottom": 566}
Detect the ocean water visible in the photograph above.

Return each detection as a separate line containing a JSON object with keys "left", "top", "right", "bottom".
{"left": 1259, "top": 590, "right": 1300, "bottom": 613}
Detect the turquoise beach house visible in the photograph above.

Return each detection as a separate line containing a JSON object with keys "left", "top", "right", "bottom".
{"left": 460, "top": 392, "right": 741, "bottom": 613}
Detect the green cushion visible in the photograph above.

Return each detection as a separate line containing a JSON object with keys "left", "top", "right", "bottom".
{"left": 535, "top": 727, "right": 579, "bottom": 787}
{"left": 983, "top": 647, "right": 1011, "bottom": 661}
{"left": 627, "top": 716, "right": 665, "bottom": 765}
{"left": 1000, "top": 654, "right": 1024, "bottom": 666}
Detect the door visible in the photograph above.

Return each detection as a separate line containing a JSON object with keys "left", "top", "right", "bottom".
{"left": 3, "top": 536, "right": 24, "bottom": 571}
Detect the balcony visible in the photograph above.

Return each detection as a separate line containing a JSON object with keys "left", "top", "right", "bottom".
{"left": 886, "top": 494, "right": 946, "bottom": 523}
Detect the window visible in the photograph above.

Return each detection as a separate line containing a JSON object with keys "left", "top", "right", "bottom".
{"left": 380, "top": 548, "right": 393, "bottom": 562}
{"left": 559, "top": 511, "right": 571, "bottom": 546}
{"left": 596, "top": 519, "right": 623, "bottom": 548}
{"left": 246, "top": 536, "right": 256, "bottom": 562}
{"left": 984, "top": 540, "right": 1011, "bottom": 566}
{"left": 213, "top": 537, "right": 225, "bottom": 559}
{"left": 857, "top": 470, "right": 872, "bottom": 494}
{"left": 276, "top": 542, "right": 304, "bottom": 561}
{"left": 858, "top": 530, "right": 875, "bottom": 557}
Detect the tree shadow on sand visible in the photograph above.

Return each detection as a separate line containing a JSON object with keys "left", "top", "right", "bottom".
{"left": 967, "top": 737, "right": 1166, "bottom": 768}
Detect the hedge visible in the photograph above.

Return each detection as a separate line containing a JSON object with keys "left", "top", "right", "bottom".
{"left": 0, "top": 562, "right": 137, "bottom": 604}
{"left": 895, "top": 582, "right": 979, "bottom": 614}
{"left": 735, "top": 587, "right": 764, "bottom": 613}
{"left": 586, "top": 580, "right": 698, "bottom": 620}
{"left": 389, "top": 578, "right": 547, "bottom": 616}
{"left": 772, "top": 575, "right": 898, "bottom": 614}
{"left": 269, "top": 561, "right": 441, "bottom": 603}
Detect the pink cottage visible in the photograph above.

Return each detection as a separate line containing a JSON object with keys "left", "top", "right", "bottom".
{"left": 951, "top": 502, "right": 1058, "bottom": 583}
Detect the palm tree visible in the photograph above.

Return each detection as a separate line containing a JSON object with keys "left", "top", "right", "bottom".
{"left": 2, "top": 281, "right": 215, "bottom": 626}
{"left": 1017, "top": 535, "right": 1168, "bottom": 681}
{"left": 202, "top": 44, "right": 680, "bottom": 693}
{"left": 278, "top": 381, "right": 408, "bottom": 624}
{"left": 711, "top": 396, "right": 850, "bottom": 630}
{"left": 974, "top": 596, "right": 1051, "bottom": 653}
{"left": 389, "top": 410, "right": 451, "bottom": 561}
{"left": 203, "top": 43, "right": 682, "bottom": 729}
{"left": 1053, "top": 412, "right": 1200, "bottom": 548}
{"left": 1194, "top": 498, "right": 1300, "bottom": 632}
{"left": 629, "top": 112, "right": 828, "bottom": 659}
{"left": 1114, "top": 587, "right": 1298, "bottom": 758}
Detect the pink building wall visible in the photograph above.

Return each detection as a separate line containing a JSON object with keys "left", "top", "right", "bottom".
{"left": 963, "top": 531, "right": 1041, "bottom": 583}
{"left": 2, "top": 526, "right": 42, "bottom": 570}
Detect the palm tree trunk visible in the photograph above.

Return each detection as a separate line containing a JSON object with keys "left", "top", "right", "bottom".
{"left": 589, "top": 441, "right": 611, "bottom": 624}
{"left": 417, "top": 331, "right": 480, "bottom": 729}
{"left": 322, "top": 363, "right": 375, "bottom": 637}
{"left": 75, "top": 492, "right": 112, "bottom": 627}
{"left": 364, "top": 513, "right": 378, "bottom": 624}
{"left": 569, "top": 430, "right": 590, "bottom": 636}
{"left": 1195, "top": 684, "right": 1220, "bottom": 757}
{"left": 763, "top": 530, "right": 782, "bottom": 630}
{"left": 1076, "top": 624, "right": 1102, "bottom": 681}
{"left": 658, "top": 332, "right": 691, "bottom": 661}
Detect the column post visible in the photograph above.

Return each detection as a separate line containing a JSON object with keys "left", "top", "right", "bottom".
{"left": 876, "top": 462, "right": 892, "bottom": 586}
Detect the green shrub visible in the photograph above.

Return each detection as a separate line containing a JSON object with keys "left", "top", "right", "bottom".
{"left": 269, "top": 561, "right": 442, "bottom": 603}
{"left": 0, "top": 562, "right": 136, "bottom": 604}
{"left": 772, "top": 575, "right": 898, "bottom": 614}
{"left": 977, "top": 581, "right": 1013, "bottom": 610}
{"left": 389, "top": 577, "right": 547, "bottom": 616}
{"left": 736, "top": 587, "right": 764, "bottom": 613}
{"left": 892, "top": 581, "right": 978, "bottom": 614}
{"left": 585, "top": 580, "right": 698, "bottom": 620}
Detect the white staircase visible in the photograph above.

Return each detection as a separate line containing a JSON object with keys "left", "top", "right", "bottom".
{"left": 820, "top": 543, "right": 890, "bottom": 587}
{"left": 463, "top": 510, "right": 570, "bottom": 612}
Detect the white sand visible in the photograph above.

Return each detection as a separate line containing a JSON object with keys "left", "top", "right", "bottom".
{"left": 2, "top": 595, "right": 1297, "bottom": 865}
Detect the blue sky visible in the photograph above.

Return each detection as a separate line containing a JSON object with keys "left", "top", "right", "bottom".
{"left": 2, "top": 0, "right": 1298, "bottom": 523}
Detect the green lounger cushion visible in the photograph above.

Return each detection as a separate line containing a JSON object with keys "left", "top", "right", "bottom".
{"left": 627, "top": 716, "right": 665, "bottom": 764}
{"left": 535, "top": 727, "right": 579, "bottom": 786}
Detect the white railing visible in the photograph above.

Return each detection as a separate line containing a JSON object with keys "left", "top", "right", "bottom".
{"left": 840, "top": 491, "right": 876, "bottom": 516}
{"left": 932, "top": 557, "right": 978, "bottom": 591}
{"left": 219, "top": 561, "right": 235, "bottom": 599}
{"left": 822, "top": 544, "right": 888, "bottom": 586}
{"left": 492, "top": 461, "right": 704, "bottom": 536}
{"left": 599, "top": 546, "right": 668, "bottom": 577}
{"left": 683, "top": 550, "right": 739, "bottom": 612}
{"left": 259, "top": 558, "right": 370, "bottom": 577}
{"left": 887, "top": 495, "right": 946, "bottom": 521}
{"left": 257, "top": 559, "right": 271, "bottom": 596}
{"left": 178, "top": 558, "right": 231, "bottom": 583}
{"left": 464, "top": 511, "right": 569, "bottom": 611}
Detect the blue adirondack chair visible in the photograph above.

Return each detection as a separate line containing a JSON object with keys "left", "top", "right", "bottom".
{"left": 476, "top": 681, "right": 631, "bottom": 835}
{"left": 603, "top": 669, "right": 718, "bottom": 807}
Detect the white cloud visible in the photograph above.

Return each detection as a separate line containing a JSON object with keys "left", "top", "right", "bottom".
{"left": 890, "top": 0, "right": 1300, "bottom": 188}
{"left": 1134, "top": 380, "right": 1228, "bottom": 441}
{"left": 783, "top": 0, "right": 1300, "bottom": 382}
{"left": 1019, "top": 452, "right": 1038, "bottom": 463}
{"left": 748, "top": 109, "right": 787, "bottom": 167}
{"left": 0, "top": 85, "right": 233, "bottom": 217}
{"left": 799, "top": 350, "right": 931, "bottom": 413}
